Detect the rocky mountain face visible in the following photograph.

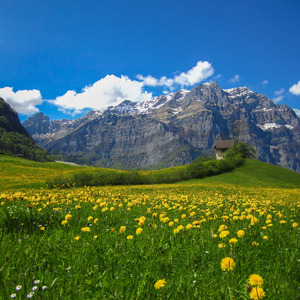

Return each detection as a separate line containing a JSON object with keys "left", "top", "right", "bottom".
{"left": 23, "top": 82, "right": 300, "bottom": 171}
{"left": 0, "top": 98, "right": 50, "bottom": 161}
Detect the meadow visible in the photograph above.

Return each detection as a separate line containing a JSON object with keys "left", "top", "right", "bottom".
{"left": 0, "top": 155, "right": 299, "bottom": 299}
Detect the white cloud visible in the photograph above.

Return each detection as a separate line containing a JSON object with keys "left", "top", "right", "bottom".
{"left": 289, "top": 81, "right": 300, "bottom": 95}
{"left": 137, "top": 61, "right": 214, "bottom": 89}
{"left": 293, "top": 108, "right": 300, "bottom": 117}
{"left": 0, "top": 87, "right": 42, "bottom": 115}
{"left": 229, "top": 74, "right": 241, "bottom": 83}
{"left": 262, "top": 80, "right": 268, "bottom": 85}
{"left": 273, "top": 88, "right": 285, "bottom": 103}
{"left": 52, "top": 75, "right": 152, "bottom": 114}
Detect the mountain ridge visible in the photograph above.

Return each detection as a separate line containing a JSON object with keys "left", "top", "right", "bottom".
{"left": 23, "top": 82, "right": 300, "bottom": 171}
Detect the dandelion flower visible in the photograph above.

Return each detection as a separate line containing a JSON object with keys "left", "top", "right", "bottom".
{"left": 136, "top": 228, "right": 143, "bottom": 235}
{"left": 154, "top": 278, "right": 167, "bottom": 289}
{"left": 127, "top": 235, "right": 134, "bottom": 240}
{"left": 292, "top": 222, "right": 298, "bottom": 228}
{"left": 237, "top": 230, "right": 245, "bottom": 238}
{"left": 229, "top": 238, "right": 238, "bottom": 244}
{"left": 40, "top": 226, "right": 45, "bottom": 231}
{"left": 65, "top": 214, "right": 72, "bottom": 221}
{"left": 219, "top": 230, "right": 229, "bottom": 238}
{"left": 93, "top": 235, "right": 98, "bottom": 239}
{"left": 61, "top": 220, "right": 68, "bottom": 226}
{"left": 220, "top": 257, "right": 236, "bottom": 271}
{"left": 87, "top": 216, "right": 93, "bottom": 221}
{"left": 218, "top": 224, "right": 228, "bottom": 232}
{"left": 74, "top": 235, "right": 80, "bottom": 240}
{"left": 252, "top": 241, "right": 259, "bottom": 246}
{"left": 263, "top": 236, "right": 268, "bottom": 240}
{"left": 249, "top": 287, "right": 266, "bottom": 299}
{"left": 169, "top": 221, "right": 174, "bottom": 227}
{"left": 81, "top": 227, "right": 91, "bottom": 232}
{"left": 119, "top": 226, "right": 126, "bottom": 233}
{"left": 248, "top": 274, "right": 264, "bottom": 287}
{"left": 218, "top": 243, "right": 226, "bottom": 248}
{"left": 186, "top": 224, "right": 193, "bottom": 230}
{"left": 182, "top": 214, "right": 187, "bottom": 219}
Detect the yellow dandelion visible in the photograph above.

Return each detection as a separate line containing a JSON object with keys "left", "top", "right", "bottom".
{"left": 186, "top": 224, "right": 193, "bottom": 230}
{"left": 93, "top": 235, "right": 98, "bottom": 239}
{"left": 219, "top": 230, "right": 229, "bottom": 238}
{"left": 218, "top": 224, "right": 228, "bottom": 232}
{"left": 181, "top": 214, "right": 187, "bottom": 219}
{"left": 263, "top": 236, "right": 268, "bottom": 240}
{"left": 119, "top": 226, "right": 126, "bottom": 233}
{"left": 74, "top": 235, "right": 80, "bottom": 240}
{"left": 126, "top": 235, "right": 134, "bottom": 240}
{"left": 248, "top": 274, "right": 264, "bottom": 287}
{"left": 249, "top": 287, "right": 266, "bottom": 299}
{"left": 61, "top": 220, "right": 68, "bottom": 226}
{"left": 261, "top": 226, "right": 267, "bottom": 230}
{"left": 65, "top": 214, "right": 72, "bottom": 221}
{"left": 94, "top": 218, "right": 98, "bottom": 224}
{"left": 212, "top": 234, "right": 217, "bottom": 238}
{"left": 292, "top": 222, "right": 298, "bottom": 228}
{"left": 174, "top": 218, "right": 179, "bottom": 223}
{"left": 169, "top": 222, "right": 174, "bottom": 227}
{"left": 110, "top": 207, "right": 115, "bottom": 211}
{"left": 87, "top": 216, "right": 93, "bottom": 221}
{"left": 252, "top": 241, "right": 259, "bottom": 246}
{"left": 40, "top": 226, "right": 45, "bottom": 231}
{"left": 1, "top": 202, "right": 5, "bottom": 206}
{"left": 81, "top": 227, "right": 91, "bottom": 232}
{"left": 218, "top": 243, "right": 226, "bottom": 248}
{"left": 220, "top": 257, "right": 236, "bottom": 271}
{"left": 136, "top": 227, "right": 143, "bottom": 235}
{"left": 229, "top": 238, "right": 238, "bottom": 244}
{"left": 154, "top": 279, "right": 167, "bottom": 289}
{"left": 174, "top": 228, "right": 180, "bottom": 234}
{"left": 237, "top": 230, "right": 245, "bottom": 238}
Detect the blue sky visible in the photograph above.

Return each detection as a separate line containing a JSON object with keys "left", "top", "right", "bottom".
{"left": 0, "top": 0, "right": 299, "bottom": 121}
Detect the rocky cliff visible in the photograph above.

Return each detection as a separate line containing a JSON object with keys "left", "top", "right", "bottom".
{"left": 23, "top": 82, "right": 300, "bottom": 171}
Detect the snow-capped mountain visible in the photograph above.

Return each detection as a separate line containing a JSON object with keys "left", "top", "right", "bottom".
{"left": 23, "top": 82, "right": 300, "bottom": 171}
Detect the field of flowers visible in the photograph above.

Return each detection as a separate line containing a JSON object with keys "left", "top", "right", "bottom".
{"left": 0, "top": 181, "right": 299, "bottom": 299}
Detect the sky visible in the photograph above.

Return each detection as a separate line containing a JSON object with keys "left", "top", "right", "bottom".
{"left": 0, "top": 0, "right": 299, "bottom": 122}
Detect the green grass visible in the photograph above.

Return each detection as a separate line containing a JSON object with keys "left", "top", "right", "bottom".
{"left": 0, "top": 155, "right": 299, "bottom": 299}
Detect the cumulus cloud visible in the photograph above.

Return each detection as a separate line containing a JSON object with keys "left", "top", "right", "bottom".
{"left": 289, "top": 81, "right": 300, "bottom": 95}
{"left": 0, "top": 87, "right": 42, "bottom": 115}
{"left": 229, "top": 74, "right": 241, "bottom": 83}
{"left": 262, "top": 80, "right": 269, "bottom": 85}
{"left": 137, "top": 61, "right": 214, "bottom": 89}
{"left": 52, "top": 75, "right": 152, "bottom": 114}
{"left": 293, "top": 108, "right": 300, "bottom": 117}
{"left": 273, "top": 88, "right": 285, "bottom": 103}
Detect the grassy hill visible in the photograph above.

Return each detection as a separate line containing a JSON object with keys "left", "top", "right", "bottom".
{"left": 0, "top": 155, "right": 299, "bottom": 190}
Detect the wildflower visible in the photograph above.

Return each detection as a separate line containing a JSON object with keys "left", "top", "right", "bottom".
{"left": 61, "top": 220, "right": 68, "bottom": 226}
{"left": 182, "top": 214, "right": 187, "bottom": 219}
{"left": 218, "top": 243, "right": 226, "bottom": 248}
{"left": 229, "top": 238, "right": 238, "bottom": 244}
{"left": 219, "top": 230, "right": 229, "bottom": 238}
{"left": 1, "top": 201, "right": 5, "bottom": 206}
{"left": 169, "top": 221, "right": 174, "bottom": 227}
{"left": 93, "top": 205, "right": 98, "bottom": 210}
{"left": 15, "top": 285, "right": 22, "bottom": 291}
{"left": 10, "top": 294, "right": 16, "bottom": 298}
{"left": 136, "top": 228, "right": 143, "bottom": 235}
{"left": 27, "top": 292, "right": 34, "bottom": 298}
{"left": 154, "top": 278, "right": 167, "bottom": 289}
{"left": 280, "top": 220, "right": 286, "bottom": 224}
{"left": 75, "top": 205, "right": 81, "bottom": 209}
{"left": 74, "top": 235, "right": 80, "bottom": 240}
{"left": 81, "top": 227, "right": 91, "bottom": 232}
{"left": 33, "top": 280, "right": 40, "bottom": 284}
{"left": 252, "top": 241, "right": 259, "bottom": 246}
{"left": 220, "top": 257, "right": 236, "bottom": 271}
{"left": 248, "top": 274, "right": 264, "bottom": 287}
{"left": 212, "top": 234, "right": 217, "bottom": 238}
{"left": 292, "top": 222, "right": 298, "bottom": 228}
{"left": 261, "top": 226, "right": 267, "bottom": 230}
{"left": 40, "top": 226, "right": 45, "bottom": 231}
{"left": 218, "top": 225, "right": 228, "bottom": 232}
{"left": 119, "top": 226, "right": 126, "bottom": 233}
{"left": 65, "top": 214, "right": 72, "bottom": 220}
{"left": 186, "top": 224, "right": 193, "bottom": 230}
{"left": 237, "top": 230, "right": 245, "bottom": 238}
{"left": 110, "top": 207, "right": 115, "bottom": 211}
{"left": 174, "top": 228, "right": 179, "bottom": 234}
{"left": 263, "top": 236, "right": 268, "bottom": 240}
{"left": 93, "top": 235, "right": 98, "bottom": 239}
{"left": 94, "top": 218, "right": 98, "bottom": 224}
{"left": 127, "top": 235, "right": 134, "bottom": 240}
{"left": 41, "top": 286, "right": 47, "bottom": 290}
{"left": 174, "top": 218, "right": 179, "bottom": 223}
{"left": 249, "top": 287, "right": 266, "bottom": 299}
{"left": 87, "top": 216, "right": 93, "bottom": 221}
{"left": 32, "top": 286, "right": 38, "bottom": 291}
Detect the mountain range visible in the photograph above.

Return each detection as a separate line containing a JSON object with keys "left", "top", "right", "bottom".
{"left": 22, "top": 82, "right": 300, "bottom": 171}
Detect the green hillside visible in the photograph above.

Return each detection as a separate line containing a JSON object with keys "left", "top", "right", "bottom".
{"left": 0, "top": 155, "right": 299, "bottom": 190}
